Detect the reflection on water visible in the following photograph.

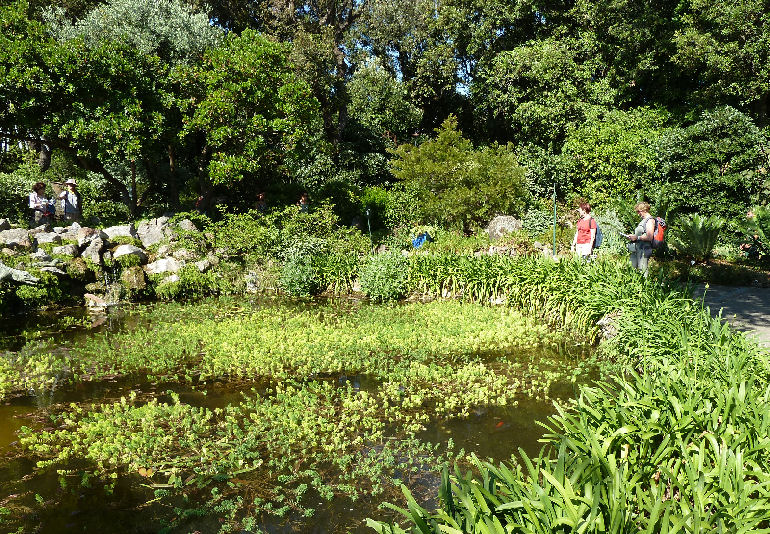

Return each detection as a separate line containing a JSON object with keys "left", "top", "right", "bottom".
{"left": 0, "top": 300, "right": 589, "bottom": 533}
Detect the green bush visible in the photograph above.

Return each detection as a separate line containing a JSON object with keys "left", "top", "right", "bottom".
{"left": 522, "top": 208, "right": 552, "bottom": 237}
{"left": 671, "top": 213, "right": 725, "bottom": 262}
{"left": 154, "top": 265, "right": 225, "bottom": 300}
{"left": 279, "top": 251, "right": 324, "bottom": 297}
{"left": 359, "top": 251, "right": 409, "bottom": 302}
{"left": 390, "top": 117, "right": 528, "bottom": 232}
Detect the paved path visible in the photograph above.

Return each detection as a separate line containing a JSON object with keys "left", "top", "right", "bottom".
{"left": 693, "top": 284, "right": 770, "bottom": 348}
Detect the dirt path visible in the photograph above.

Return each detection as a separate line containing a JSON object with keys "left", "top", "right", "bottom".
{"left": 693, "top": 284, "right": 770, "bottom": 348}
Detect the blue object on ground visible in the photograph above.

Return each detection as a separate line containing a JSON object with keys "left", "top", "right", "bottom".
{"left": 412, "top": 232, "right": 433, "bottom": 248}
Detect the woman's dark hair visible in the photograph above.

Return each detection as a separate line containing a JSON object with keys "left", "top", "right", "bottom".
{"left": 578, "top": 201, "right": 591, "bottom": 213}
{"left": 33, "top": 181, "right": 45, "bottom": 192}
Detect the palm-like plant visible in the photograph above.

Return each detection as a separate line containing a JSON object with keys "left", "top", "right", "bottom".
{"left": 670, "top": 213, "right": 725, "bottom": 262}
{"left": 745, "top": 205, "right": 770, "bottom": 257}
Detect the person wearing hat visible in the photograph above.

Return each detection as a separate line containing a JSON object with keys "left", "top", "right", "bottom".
{"left": 59, "top": 179, "right": 82, "bottom": 223}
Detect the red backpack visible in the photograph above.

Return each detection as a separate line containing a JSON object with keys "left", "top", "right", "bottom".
{"left": 651, "top": 217, "right": 667, "bottom": 249}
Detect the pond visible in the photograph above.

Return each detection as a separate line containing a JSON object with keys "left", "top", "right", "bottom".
{"left": 0, "top": 297, "right": 591, "bottom": 533}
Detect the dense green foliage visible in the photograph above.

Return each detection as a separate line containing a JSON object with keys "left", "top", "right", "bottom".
{"left": 368, "top": 259, "right": 770, "bottom": 532}
{"left": 390, "top": 118, "right": 527, "bottom": 231}
{"left": 6, "top": 298, "right": 575, "bottom": 529}
{"left": 2, "top": 0, "right": 770, "bottom": 228}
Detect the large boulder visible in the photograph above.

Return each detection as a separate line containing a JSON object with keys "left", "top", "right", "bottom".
{"left": 121, "top": 265, "right": 147, "bottom": 291}
{"left": 113, "top": 244, "right": 147, "bottom": 264}
{"left": 103, "top": 224, "right": 136, "bottom": 240}
{"left": 36, "top": 232, "right": 62, "bottom": 245}
{"left": 77, "top": 227, "right": 108, "bottom": 248}
{"left": 52, "top": 244, "right": 79, "bottom": 257}
{"left": 176, "top": 218, "right": 197, "bottom": 232}
{"left": 136, "top": 217, "right": 172, "bottom": 248}
{"left": 486, "top": 216, "right": 523, "bottom": 241}
{"left": 82, "top": 238, "right": 105, "bottom": 264}
{"left": 144, "top": 257, "right": 183, "bottom": 275}
{"left": 0, "top": 229, "right": 32, "bottom": 249}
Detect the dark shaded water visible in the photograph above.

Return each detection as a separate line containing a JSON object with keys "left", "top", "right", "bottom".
{"left": 0, "top": 301, "right": 587, "bottom": 533}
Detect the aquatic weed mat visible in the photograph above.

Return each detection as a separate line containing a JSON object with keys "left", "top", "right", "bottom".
{"left": 0, "top": 298, "right": 589, "bottom": 532}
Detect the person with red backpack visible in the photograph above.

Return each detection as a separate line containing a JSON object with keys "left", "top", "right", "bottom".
{"left": 571, "top": 201, "right": 598, "bottom": 259}
{"left": 626, "top": 201, "right": 665, "bottom": 274}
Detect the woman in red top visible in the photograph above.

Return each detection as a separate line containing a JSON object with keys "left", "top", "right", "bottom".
{"left": 570, "top": 201, "right": 597, "bottom": 259}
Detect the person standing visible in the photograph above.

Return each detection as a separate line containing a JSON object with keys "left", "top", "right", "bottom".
{"left": 28, "top": 182, "right": 52, "bottom": 227}
{"left": 627, "top": 202, "right": 656, "bottom": 274}
{"left": 59, "top": 179, "right": 82, "bottom": 223}
{"left": 571, "top": 201, "right": 597, "bottom": 259}
{"left": 297, "top": 192, "right": 309, "bottom": 213}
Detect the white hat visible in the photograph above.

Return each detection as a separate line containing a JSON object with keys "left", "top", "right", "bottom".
{"left": 64, "top": 179, "right": 77, "bottom": 185}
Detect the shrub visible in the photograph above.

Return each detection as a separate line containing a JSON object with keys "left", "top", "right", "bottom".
{"left": 390, "top": 117, "right": 528, "bottom": 232}
{"left": 522, "top": 208, "right": 552, "bottom": 237}
{"left": 359, "top": 251, "right": 409, "bottom": 302}
{"left": 279, "top": 251, "right": 324, "bottom": 297}
{"left": 671, "top": 213, "right": 725, "bottom": 262}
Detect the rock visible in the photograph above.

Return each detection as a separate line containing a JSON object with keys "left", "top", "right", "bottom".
{"left": 28, "top": 225, "right": 52, "bottom": 236}
{"left": 31, "top": 250, "right": 53, "bottom": 261}
{"left": 0, "top": 219, "right": 10, "bottom": 231}
{"left": 162, "top": 274, "right": 180, "bottom": 284}
{"left": 156, "top": 244, "right": 172, "bottom": 257}
{"left": 84, "top": 293, "right": 108, "bottom": 309}
{"left": 486, "top": 216, "right": 523, "bottom": 241}
{"left": 176, "top": 218, "right": 197, "bottom": 232}
{"left": 0, "top": 261, "right": 39, "bottom": 285}
{"left": 52, "top": 244, "right": 79, "bottom": 257}
{"left": 144, "top": 257, "right": 183, "bottom": 275}
{"left": 113, "top": 244, "right": 148, "bottom": 264}
{"left": 103, "top": 224, "right": 136, "bottom": 240}
{"left": 77, "top": 228, "right": 108, "bottom": 248}
{"left": 35, "top": 232, "right": 62, "bottom": 245}
{"left": 171, "top": 248, "right": 197, "bottom": 261}
{"left": 40, "top": 266, "right": 67, "bottom": 276}
{"left": 136, "top": 217, "right": 172, "bottom": 248}
{"left": 0, "top": 229, "right": 32, "bottom": 249}
{"left": 82, "top": 238, "right": 105, "bottom": 264}
{"left": 1, "top": 248, "right": 16, "bottom": 256}
{"left": 597, "top": 309, "right": 622, "bottom": 340}
{"left": 121, "top": 265, "right": 147, "bottom": 291}
{"left": 195, "top": 259, "right": 211, "bottom": 273}
{"left": 67, "top": 257, "right": 90, "bottom": 279}
{"left": 53, "top": 226, "right": 67, "bottom": 234}
{"left": 206, "top": 253, "right": 220, "bottom": 266}
{"left": 85, "top": 282, "right": 106, "bottom": 292}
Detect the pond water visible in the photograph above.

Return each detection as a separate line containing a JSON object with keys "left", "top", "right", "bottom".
{"left": 0, "top": 299, "right": 590, "bottom": 533}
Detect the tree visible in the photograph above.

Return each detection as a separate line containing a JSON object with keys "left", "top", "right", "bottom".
{"left": 342, "top": 59, "right": 422, "bottom": 184}
{"left": 673, "top": 0, "right": 770, "bottom": 123}
{"left": 656, "top": 106, "right": 769, "bottom": 222}
{"left": 179, "top": 30, "right": 321, "bottom": 196}
{"left": 390, "top": 116, "right": 527, "bottom": 231}
{"left": 472, "top": 37, "right": 619, "bottom": 149}
{"left": 0, "top": 1, "right": 178, "bottom": 217}
{"left": 561, "top": 107, "right": 669, "bottom": 205}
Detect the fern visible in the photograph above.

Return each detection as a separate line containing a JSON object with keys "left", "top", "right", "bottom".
{"left": 746, "top": 205, "right": 770, "bottom": 256}
{"left": 670, "top": 213, "right": 725, "bottom": 262}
